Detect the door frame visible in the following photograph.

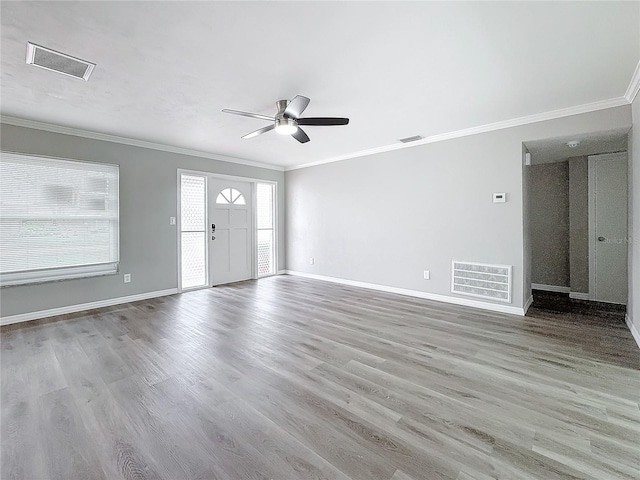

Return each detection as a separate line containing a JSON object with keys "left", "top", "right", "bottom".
{"left": 176, "top": 169, "right": 278, "bottom": 293}
{"left": 587, "top": 152, "right": 627, "bottom": 303}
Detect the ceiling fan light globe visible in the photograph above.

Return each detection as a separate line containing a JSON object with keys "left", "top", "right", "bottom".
{"left": 275, "top": 116, "right": 298, "bottom": 135}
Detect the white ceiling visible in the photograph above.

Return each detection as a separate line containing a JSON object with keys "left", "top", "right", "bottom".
{"left": 524, "top": 128, "right": 630, "bottom": 165}
{"left": 1, "top": 1, "right": 638, "bottom": 169}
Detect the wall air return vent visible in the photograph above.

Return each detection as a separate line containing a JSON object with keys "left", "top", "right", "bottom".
{"left": 451, "top": 261, "right": 512, "bottom": 303}
{"left": 399, "top": 135, "right": 423, "bottom": 143}
{"left": 26, "top": 43, "right": 95, "bottom": 81}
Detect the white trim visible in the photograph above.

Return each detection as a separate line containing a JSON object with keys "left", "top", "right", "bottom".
{"left": 625, "top": 314, "right": 640, "bottom": 349}
{"left": 569, "top": 292, "right": 590, "bottom": 300}
{"left": 625, "top": 60, "right": 640, "bottom": 103}
{"left": 588, "top": 155, "right": 597, "bottom": 301}
{"left": 255, "top": 181, "right": 278, "bottom": 278}
{"left": 0, "top": 288, "right": 178, "bottom": 326}
{"left": 3, "top": 94, "right": 630, "bottom": 174}
{"left": 523, "top": 295, "right": 534, "bottom": 314}
{"left": 277, "top": 269, "right": 287, "bottom": 275}
{"left": 284, "top": 270, "right": 526, "bottom": 316}
{"left": 176, "top": 171, "right": 183, "bottom": 293}
{"left": 531, "top": 283, "right": 570, "bottom": 294}
{"left": 1, "top": 115, "right": 284, "bottom": 172}
{"left": 285, "top": 97, "right": 629, "bottom": 171}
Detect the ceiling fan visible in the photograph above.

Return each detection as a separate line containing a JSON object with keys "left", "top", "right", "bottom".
{"left": 222, "top": 95, "right": 349, "bottom": 143}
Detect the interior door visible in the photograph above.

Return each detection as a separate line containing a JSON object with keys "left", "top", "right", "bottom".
{"left": 590, "top": 152, "right": 628, "bottom": 304}
{"left": 210, "top": 179, "right": 253, "bottom": 286}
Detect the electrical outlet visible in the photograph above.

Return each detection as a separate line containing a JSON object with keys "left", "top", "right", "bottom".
{"left": 309, "top": 257, "right": 315, "bottom": 265}
{"left": 124, "top": 273, "right": 131, "bottom": 283}
{"left": 423, "top": 270, "right": 430, "bottom": 280}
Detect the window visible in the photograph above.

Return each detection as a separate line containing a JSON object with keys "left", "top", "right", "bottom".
{"left": 180, "top": 174, "right": 207, "bottom": 289}
{"left": 0, "top": 152, "right": 119, "bottom": 286}
{"left": 216, "top": 188, "right": 245, "bottom": 205}
{"left": 256, "top": 183, "right": 275, "bottom": 277}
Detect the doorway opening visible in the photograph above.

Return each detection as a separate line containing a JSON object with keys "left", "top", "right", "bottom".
{"left": 523, "top": 129, "right": 630, "bottom": 316}
{"left": 177, "top": 170, "right": 277, "bottom": 292}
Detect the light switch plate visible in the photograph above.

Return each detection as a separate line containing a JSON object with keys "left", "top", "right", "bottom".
{"left": 170, "top": 217, "right": 176, "bottom": 225}
{"left": 493, "top": 192, "right": 506, "bottom": 203}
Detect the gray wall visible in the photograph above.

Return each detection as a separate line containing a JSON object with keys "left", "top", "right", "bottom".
{"left": 569, "top": 156, "right": 589, "bottom": 294}
{"left": 630, "top": 93, "right": 640, "bottom": 339}
{"left": 529, "top": 161, "right": 569, "bottom": 288}
{"left": 286, "top": 106, "right": 632, "bottom": 309}
{"left": 0, "top": 124, "right": 285, "bottom": 317}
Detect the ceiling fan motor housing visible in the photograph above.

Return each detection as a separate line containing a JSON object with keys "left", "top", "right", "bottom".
{"left": 276, "top": 99, "right": 289, "bottom": 114}
{"left": 275, "top": 99, "right": 298, "bottom": 134}
{"left": 275, "top": 116, "right": 297, "bottom": 134}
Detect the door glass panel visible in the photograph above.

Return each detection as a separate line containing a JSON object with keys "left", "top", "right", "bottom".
{"left": 257, "top": 229, "right": 273, "bottom": 276}
{"left": 181, "top": 231, "right": 207, "bottom": 288}
{"left": 256, "top": 183, "right": 275, "bottom": 276}
{"left": 180, "top": 174, "right": 207, "bottom": 289}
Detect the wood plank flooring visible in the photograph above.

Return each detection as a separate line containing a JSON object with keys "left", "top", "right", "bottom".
{"left": 2, "top": 275, "right": 639, "bottom": 480}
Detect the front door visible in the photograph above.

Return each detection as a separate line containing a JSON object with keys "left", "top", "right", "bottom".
{"left": 209, "top": 178, "right": 253, "bottom": 285}
{"left": 210, "top": 179, "right": 253, "bottom": 286}
{"left": 590, "top": 152, "right": 628, "bottom": 304}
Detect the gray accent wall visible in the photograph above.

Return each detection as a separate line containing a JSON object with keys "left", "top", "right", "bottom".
{"left": 568, "top": 156, "right": 589, "bottom": 294}
{"left": 529, "top": 161, "right": 570, "bottom": 288}
{"left": 0, "top": 123, "right": 285, "bottom": 318}
{"left": 286, "top": 106, "right": 632, "bottom": 309}
{"left": 630, "top": 93, "right": 640, "bottom": 339}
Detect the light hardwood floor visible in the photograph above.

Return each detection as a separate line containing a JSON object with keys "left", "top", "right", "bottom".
{"left": 2, "top": 275, "right": 639, "bottom": 480}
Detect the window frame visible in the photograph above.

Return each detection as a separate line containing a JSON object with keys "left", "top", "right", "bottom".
{"left": 0, "top": 151, "right": 120, "bottom": 287}
{"left": 256, "top": 182, "right": 276, "bottom": 278}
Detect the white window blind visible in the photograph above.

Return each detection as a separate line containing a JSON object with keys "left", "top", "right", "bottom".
{"left": 0, "top": 152, "right": 119, "bottom": 286}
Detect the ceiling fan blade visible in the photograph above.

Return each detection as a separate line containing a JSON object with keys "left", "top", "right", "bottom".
{"left": 292, "top": 128, "right": 310, "bottom": 143}
{"left": 297, "top": 117, "right": 349, "bottom": 126}
{"left": 242, "top": 124, "right": 275, "bottom": 139}
{"left": 222, "top": 109, "right": 274, "bottom": 122}
{"left": 284, "top": 95, "right": 310, "bottom": 119}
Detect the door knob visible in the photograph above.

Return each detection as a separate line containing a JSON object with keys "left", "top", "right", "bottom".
{"left": 598, "top": 236, "right": 606, "bottom": 242}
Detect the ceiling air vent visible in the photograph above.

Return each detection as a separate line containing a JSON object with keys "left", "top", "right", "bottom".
{"left": 399, "top": 135, "right": 423, "bottom": 143}
{"left": 26, "top": 42, "right": 95, "bottom": 81}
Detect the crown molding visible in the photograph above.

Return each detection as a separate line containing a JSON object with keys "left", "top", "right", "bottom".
{"left": 285, "top": 96, "right": 629, "bottom": 171}
{"left": 0, "top": 116, "right": 285, "bottom": 172}
{"left": 625, "top": 60, "right": 640, "bottom": 103}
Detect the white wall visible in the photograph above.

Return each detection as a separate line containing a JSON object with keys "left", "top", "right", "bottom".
{"left": 0, "top": 124, "right": 285, "bottom": 319}
{"left": 629, "top": 93, "right": 640, "bottom": 341}
{"left": 286, "top": 106, "right": 631, "bottom": 311}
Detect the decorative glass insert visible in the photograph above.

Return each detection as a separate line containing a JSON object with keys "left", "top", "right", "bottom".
{"left": 216, "top": 188, "right": 245, "bottom": 205}
{"left": 256, "top": 183, "right": 275, "bottom": 276}
{"left": 180, "top": 174, "right": 207, "bottom": 289}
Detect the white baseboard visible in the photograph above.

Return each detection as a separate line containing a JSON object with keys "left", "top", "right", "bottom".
{"left": 625, "top": 314, "right": 640, "bottom": 349}
{"left": 531, "top": 283, "right": 570, "bottom": 294}
{"left": 523, "top": 295, "right": 534, "bottom": 314}
{"left": 284, "top": 270, "right": 526, "bottom": 316}
{"left": 277, "top": 270, "right": 287, "bottom": 275}
{"left": 569, "top": 292, "right": 590, "bottom": 300}
{"left": 0, "top": 288, "right": 179, "bottom": 326}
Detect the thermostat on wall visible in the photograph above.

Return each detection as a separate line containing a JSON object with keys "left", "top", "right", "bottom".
{"left": 493, "top": 192, "right": 506, "bottom": 203}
